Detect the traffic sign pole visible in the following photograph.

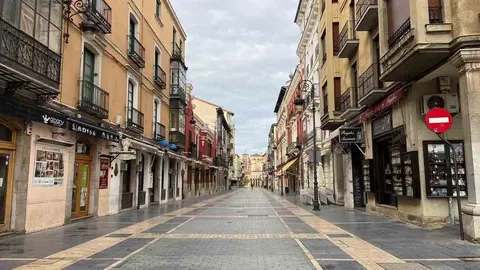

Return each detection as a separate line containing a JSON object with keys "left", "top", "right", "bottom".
{"left": 425, "top": 108, "right": 464, "bottom": 240}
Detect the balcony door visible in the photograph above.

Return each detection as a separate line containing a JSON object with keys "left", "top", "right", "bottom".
{"left": 83, "top": 48, "right": 95, "bottom": 103}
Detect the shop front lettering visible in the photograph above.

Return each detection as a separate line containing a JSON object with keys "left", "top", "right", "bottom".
{"left": 72, "top": 123, "right": 97, "bottom": 136}
{"left": 42, "top": 114, "right": 65, "bottom": 127}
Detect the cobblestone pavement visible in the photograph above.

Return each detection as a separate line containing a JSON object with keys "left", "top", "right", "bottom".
{"left": 0, "top": 189, "right": 479, "bottom": 269}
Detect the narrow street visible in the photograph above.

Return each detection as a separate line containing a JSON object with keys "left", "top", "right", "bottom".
{"left": 0, "top": 189, "right": 478, "bottom": 270}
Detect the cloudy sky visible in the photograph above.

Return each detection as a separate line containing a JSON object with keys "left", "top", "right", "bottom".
{"left": 172, "top": 0, "right": 299, "bottom": 155}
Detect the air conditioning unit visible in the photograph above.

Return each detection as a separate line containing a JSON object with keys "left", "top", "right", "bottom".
{"left": 421, "top": 94, "right": 459, "bottom": 115}
{"left": 120, "top": 162, "right": 128, "bottom": 171}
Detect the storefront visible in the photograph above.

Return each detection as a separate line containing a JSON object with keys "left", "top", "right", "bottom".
{"left": 0, "top": 120, "right": 16, "bottom": 233}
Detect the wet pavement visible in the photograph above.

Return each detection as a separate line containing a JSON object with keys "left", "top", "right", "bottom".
{"left": 0, "top": 188, "right": 478, "bottom": 269}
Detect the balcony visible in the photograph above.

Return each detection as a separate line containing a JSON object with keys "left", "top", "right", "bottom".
{"left": 89, "top": 0, "right": 112, "bottom": 34}
{"left": 303, "top": 128, "right": 322, "bottom": 147}
{"left": 321, "top": 97, "right": 344, "bottom": 130}
{"left": 340, "top": 87, "right": 361, "bottom": 120}
{"left": 126, "top": 106, "right": 144, "bottom": 133}
{"left": 189, "top": 143, "right": 198, "bottom": 159}
{"left": 171, "top": 42, "right": 184, "bottom": 63}
{"left": 355, "top": 0, "right": 378, "bottom": 31}
{"left": 153, "top": 122, "right": 166, "bottom": 140}
{"left": 338, "top": 20, "right": 358, "bottom": 58}
{"left": 78, "top": 80, "right": 109, "bottom": 119}
{"left": 287, "top": 142, "right": 300, "bottom": 155}
{"left": 170, "top": 131, "right": 185, "bottom": 149}
{"left": 154, "top": 65, "right": 167, "bottom": 89}
{"left": 0, "top": 18, "right": 61, "bottom": 97}
{"left": 380, "top": 18, "right": 447, "bottom": 82}
{"left": 358, "top": 64, "right": 387, "bottom": 106}
{"left": 171, "top": 86, "right": 187, "bottom": 102}
{"left": 128, "top": 35, "right": 145, "bottom": 68}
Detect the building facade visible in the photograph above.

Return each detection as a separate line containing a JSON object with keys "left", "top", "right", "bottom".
{"left": 286, "top": 0, "right": 480, "bottom": 241}
{"left": 0, "top": 0, "right": 194, "bottom": 234}
{"left": 192, "top": 97, "right": 235, "bottom": 191}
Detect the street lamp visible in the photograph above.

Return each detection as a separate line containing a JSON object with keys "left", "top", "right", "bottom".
{"left": 294, "top": 80, "right": 320, "bottom": 211}
{"left": 272, "top": 144, "right": 284, "bottom": 196}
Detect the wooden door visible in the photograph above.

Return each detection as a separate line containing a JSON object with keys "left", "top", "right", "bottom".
{"left": 72, "top": 158, "right": 91, "bottom": 218}
{"left": 0, "top": 150, "right": 14, "bottom": 232}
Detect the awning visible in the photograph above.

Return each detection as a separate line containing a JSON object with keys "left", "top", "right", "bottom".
{"left": 69, "top": 119, "right": 120, "bottom": 142}
{"left": 282, "top": 158, "right": 298, "bottom": 173}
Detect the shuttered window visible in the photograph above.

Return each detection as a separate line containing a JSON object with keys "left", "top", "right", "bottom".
{"left": 332, "top": 23, "right": 339, "bottom": 56}
{"left": 387, "top": 0, "right": 410, "bottom": 38}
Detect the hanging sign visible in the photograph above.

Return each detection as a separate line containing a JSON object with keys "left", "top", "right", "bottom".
{"left": 99, "top": 158, "right": 109, "bottom": 189}
{"left": 339, "top": 128, "right": 363, "bottom": 143}
{"left": 425, "top": 108, "right": 453, "bottom": 134}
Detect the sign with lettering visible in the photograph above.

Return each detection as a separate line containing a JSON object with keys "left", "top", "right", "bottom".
{"left": 339, "top": 128, "right": 363, "bottom": 144}
{"left": 99, "top": 158, "right": 109, "bottom": 189}
{"left": 70, "top": 121, "right": 120, "bottom": 142}
{"left": 372, "top": 113, "right": 392, "bottom": 137}
{"left": 41, "top": 114, "right": 66, "bottom": 128}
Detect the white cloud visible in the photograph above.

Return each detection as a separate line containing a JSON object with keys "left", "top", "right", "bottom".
{"left": 172, "top": 0, "right": 299, "bottom": 154}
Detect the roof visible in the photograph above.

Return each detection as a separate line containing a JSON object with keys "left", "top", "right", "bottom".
{"left": 193, "top": 96, "right": 234, "bottom": 115}
{"left": 294, "top": 0, "right": 303, "bottom": 23}
{"left": 165, "top": 0, "right": 187, "bottom": 39}
{"left": 274, "top": 86, "right": 287, "bottom": 113}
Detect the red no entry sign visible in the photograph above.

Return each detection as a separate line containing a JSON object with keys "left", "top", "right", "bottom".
{"left": 425, "top": 108, "right": 453, "bottom": 134}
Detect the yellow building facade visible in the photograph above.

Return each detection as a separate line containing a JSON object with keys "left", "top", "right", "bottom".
{"left": 0, "top": 0, "right": 188, "bottom": 233}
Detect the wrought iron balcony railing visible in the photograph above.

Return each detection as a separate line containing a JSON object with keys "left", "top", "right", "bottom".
{"left": 287, "top": 142, "right": 299, "bottom": 154}
{"left": 154, "top": 65, "right": 167, "bottom": 89}
{"left": 340, "top": 87, "right": 358, "bottom": 113}
{"left": 356, "top": 0, "right": 377, "bottom": 24}
{"left": 128, "top": 35, "right": 145, "bottom": 68}
{"left": 171, "top": 86, "right": 187, "bottom": 102}
{"left": 0, "top": 18, "right": 61, "bottom": 86}
{"left": 338, "top": 20, "right": 358, "bottom": 57}
{"left": 126, "top": 106, "right": 144, "bottom": 133}
{"left": 172, "top": 42, "right": 184, "bottom": 62}
{"left": 358, "top": 63, "right": 381, "bottom": 100}
{"left": 78, "top": 80, "right": 109, "bottom": 119}
{"left": 387, "top": 19, "right": 412, "bottom": 48}
{"left": 428, "top": 6, "right": 443, "bottom": 24}
{"left": 154, "top": 122, "right": 166, "bottom": 140}
{"left": 89, "top": 0, "right": 112, "bottom": 34}
{"left": 170, "top": 130, "right": 186, "bottom": 148}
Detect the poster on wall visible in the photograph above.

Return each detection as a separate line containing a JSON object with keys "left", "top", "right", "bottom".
{"left": 99, "top": 158, "right": 109, "bottom": 189}
{"left": 33, "top": 145, "right": 65, "bottom": 186}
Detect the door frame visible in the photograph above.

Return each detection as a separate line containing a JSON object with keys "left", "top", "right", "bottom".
{"left": 72, "top": 141, "right": 93, "bottom": 219}
{"left": 0, "top": 120, "right": 16, "bottom": 233}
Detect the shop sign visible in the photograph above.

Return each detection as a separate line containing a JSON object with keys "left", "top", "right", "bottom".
{"left": 99, "top": 158, "right": 109, "bottom": 189}
{"left": 41, "top": 114, "right": 66, "bottom": 128}
{"left": 33, "top": 145, "right": 65, "bottom": 186}
{"left": 360, "top": 88, "right": 404, "bottom": 121}
{"left": 70, "top": 121, "right": 120, "bottom": 142}
{"left": 372, "top": 113, "right": 392, "bottom": 137}
{"left": 339, "top": 128, "right": 363, "bottom": 144}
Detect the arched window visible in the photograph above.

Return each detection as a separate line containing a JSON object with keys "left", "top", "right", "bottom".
{"left": 0, "top": 123, "right": 13, "bottom": 142}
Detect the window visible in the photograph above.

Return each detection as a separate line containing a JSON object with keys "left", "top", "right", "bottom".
{"left": 155, "top": 48, "right": 161, "bottom": 79}
{"left": 156, "top": 0, "right": 162, "bottom": 19}
{"left": 321, "top": 31, "right": 327, "bottom": 64}
{"left": 428, "top": 0, "right": 443, "bottom": 23}
{"left": 334, "top": 77, "right": 341, "bottom": 111}
{"left": 332, "top": 23, "right": 339, "bottom": 56}
{"left": 127, "top": 80, "right": 135, "bottom": 121}
{"left": 173, "top": 28, "right": 177, "bottom": 47}
{"left": 2, "top": 0, "right": 62, "bottom": 54}
{"left": 322, "top": 83, "right": 328, "bottom": 115}
{"left": 0, "top": 123, "right": 13, "bottom": 142}
{"left": 154, "top": 99, "right": 159, "bottom": 124}
{"left": 83, "top": 48, "right": 95, "bottom": 84}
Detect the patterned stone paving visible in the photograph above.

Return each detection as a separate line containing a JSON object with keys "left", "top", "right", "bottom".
{"left": 1, "top": 189, "right": 480, "bottom": 269}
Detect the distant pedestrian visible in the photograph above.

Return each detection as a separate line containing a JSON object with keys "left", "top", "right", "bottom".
{"left": 251, "top": 182, "right": 253, "bottom": 190}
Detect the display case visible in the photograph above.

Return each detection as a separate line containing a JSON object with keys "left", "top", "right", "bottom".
{"left": 424, "top": 141, "right": 467, "bottom": 197}
{"left": 402, "top": 151, "right": 421, "bottom": 198}
{"left": 363, "top": 159, "right": 372, "bottom": 193}
{"left": 390, "top": 146, "right": 403, "bottom": 196}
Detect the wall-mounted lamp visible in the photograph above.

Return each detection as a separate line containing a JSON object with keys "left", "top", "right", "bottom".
{"left": 63, "top": 0, "right": 98, "bottom": 44}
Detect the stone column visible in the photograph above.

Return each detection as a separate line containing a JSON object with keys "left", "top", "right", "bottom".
{"left": 450, "top": 48, "right": 480, "bottom": 241}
